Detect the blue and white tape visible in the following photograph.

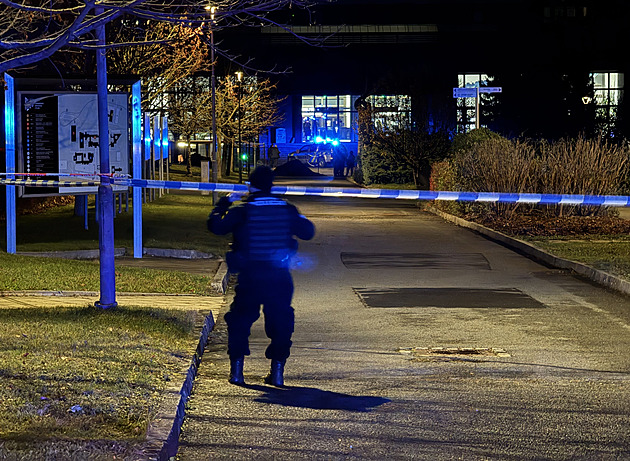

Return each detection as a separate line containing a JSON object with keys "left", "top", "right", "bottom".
{"left": 0, "top": 178, "right": 100, "bottom": 188}
{"left": 1, "top": 176, "right": 630, "bottom": 207}
{"left": 112, "top": 178, "right": 630, "bottom": 206}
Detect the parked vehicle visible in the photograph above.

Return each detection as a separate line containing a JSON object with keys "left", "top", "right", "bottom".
{"left": 288, "top": 144, "right": 334, "bottom": 167}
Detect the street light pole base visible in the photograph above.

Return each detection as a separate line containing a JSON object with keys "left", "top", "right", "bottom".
{"left": 94, "top": 301, "right": 118, "bottom": 309}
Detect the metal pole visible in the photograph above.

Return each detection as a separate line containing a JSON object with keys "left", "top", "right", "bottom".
{"left": 151, "top": 116, "right": 157, "bottom": 201}
{"left": 475, "top": 86, "right": 480, "bottom": 130}
{"left": 237, "top": 73, "right": 243, "bottom": 183}
{"left": 4, "top": 73, "right": 16, "bottom": 254}
{"left": 95, "top": 7, "right": 117, "bottom": 309}
{"left": 132, "top": 81, "right": 143, "bottom": 259}
{"left": 211, "top": 14, "right": 218, "bottom": 204}
{"left": 162, "top": 116, "right": 169, "bottom": 194}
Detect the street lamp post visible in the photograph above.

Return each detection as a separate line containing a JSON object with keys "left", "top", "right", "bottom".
{"left": 236, "top": 71, "right": 243, "bottom": 183}
{"left": 207, "top": 6, "right": 218, "bottom": 203}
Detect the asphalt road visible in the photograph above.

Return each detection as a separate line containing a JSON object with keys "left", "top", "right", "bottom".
{"left": 176, "top": 181, "right": 630, "bottom": 460}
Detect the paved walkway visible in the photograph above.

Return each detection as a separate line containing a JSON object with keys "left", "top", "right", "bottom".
{"left": 0, "top": 292, "right": 224, "bottom": 317}
{"left": 0, "top": 256, "right": 227, "bottom": 316}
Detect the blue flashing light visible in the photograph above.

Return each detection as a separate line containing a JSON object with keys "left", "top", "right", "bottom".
{"left": 315, "top": 136, "right": 324, "bottom": 144}
{"left": 331, "top": 139, "right": 339, "bottom": 146}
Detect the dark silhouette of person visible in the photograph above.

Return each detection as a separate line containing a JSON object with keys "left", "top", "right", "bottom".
{"left": 345, "top": 151, "right": 356, "bottom": 177}
{"left": 267, "top": 144, "right": 280, "bottom": 168}
{"left": 303, "top": 118, "right": 312, "bottom": 142}
{"left": 207, "top": 166, "right": 315, "bottom": 386}
{"left": 333, "top": 149, "right": 347, "bottom": 178}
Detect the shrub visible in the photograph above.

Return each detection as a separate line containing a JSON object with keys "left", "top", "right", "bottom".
{"left": 429, "top": 160, "right": 463, "bottom": 215}
{"left": 454, "top": 138, "right": 538, "bottom": 218}
{"left": 359, "top": 144, "right": 413, "bottom": 186}
{"left": 537, "top": 136, "right": 629, "bottom": 216}
{"left": 445, "top": 132, "right": 630, "bottom": 219}
{"left": 451, "top": 127, "right": 506, "bottom": 155}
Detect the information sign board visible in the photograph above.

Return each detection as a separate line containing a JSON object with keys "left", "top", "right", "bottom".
{"left": 453, "top": 88, "right": 478, "bottom": 98}
{"left": 453, "top": 87, "right": 503, "bottom": 98}
{"left": 18, "top": 92, "right": 129, "bottom": 196}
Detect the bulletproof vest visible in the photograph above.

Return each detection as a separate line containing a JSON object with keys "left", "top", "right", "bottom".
{"left": 241, "top": 197, "right": 295, "bottom": 267}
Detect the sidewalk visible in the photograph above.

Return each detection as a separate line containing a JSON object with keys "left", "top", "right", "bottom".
{"left": 0, "top": 256, "right": 228, "bottom": 309}
{"left": 0, "top": 291, "right": 225, "bottom": 312}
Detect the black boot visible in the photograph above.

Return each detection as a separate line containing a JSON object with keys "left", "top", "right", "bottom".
{"left": 264, "top": 359, "right": 285, "bottom": 387}
{"left": 229, "top": 357, "right": 244, "bottom": 385}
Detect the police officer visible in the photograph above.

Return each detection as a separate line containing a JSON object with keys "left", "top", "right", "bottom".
{"left": 207, "top": 166, "right": 315, "bottom": 386}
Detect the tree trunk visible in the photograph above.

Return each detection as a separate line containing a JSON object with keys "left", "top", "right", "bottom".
{"left": 216, "top": 133, "right": 223, "bottom": 180}
{"left": 224, "top": 140, "right": 232, "bottom": 177}
{"left": 186, "top": 135, "right": 192, "bottom": 176}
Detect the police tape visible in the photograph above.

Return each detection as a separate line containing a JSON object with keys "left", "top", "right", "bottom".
{"left": 1, "top": 176, "right": 630, "bottom": 207}
{"left": 0, "top": 178, "right": 100, "bottom": 188}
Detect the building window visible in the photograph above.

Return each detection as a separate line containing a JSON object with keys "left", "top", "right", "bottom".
{"left": 301, "top": 95, "right": 359, "bottom": 143}
{"left": 456, "top": 73, "right": 495, "bottom": 133}
{"left": 590, "top": 71, "right": 624, "bottom": 135}
{"left": 367, "top": 94, "right": 411, "bottom": 130}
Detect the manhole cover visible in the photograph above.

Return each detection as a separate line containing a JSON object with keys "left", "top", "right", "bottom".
{"left": 399, "top": 347, "right": 511, "bottom": 358}
{"left": 341, "top": 252, "right": 490, "bottom": 270}
{"left": 354, "top": 287, "right": 546, "bottom": 309}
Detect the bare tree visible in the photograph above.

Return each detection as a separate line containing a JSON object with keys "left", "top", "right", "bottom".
{"left": 167, "top": 74, "right": 212, "bottom": 175}
{"left": 0, "top": 0, "right": 319, "bottom": 75}
{"left": 108, "top": 21, "right": 210, "bottom": 111}
{"left": 370, "top": 100, "right": 451, "bottom": 188}
{"left": 214, "top": 74, "right": 284, "bottom": 176}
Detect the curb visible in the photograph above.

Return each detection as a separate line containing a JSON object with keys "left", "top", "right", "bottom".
{"left": 17, "top": 248, "right": 127, "bottom": 259}
{"left": 143, "top": 248, "right": 213, "bottom": 259}
{"left": 430, "top": 207, "right": 630, "bottom": 297}
{"left": 142, "top": 311, "right": 216, "bottom": 461}
{"left": 15, "top": 248, "right": 214, "bottom": 260}
{"left": 0, "top": 291, "right": 221, "bottom": 297}
{"left": 211, "top": 261, "right": 230, "bottom": 294}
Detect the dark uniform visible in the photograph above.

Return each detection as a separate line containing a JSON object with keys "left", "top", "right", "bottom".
{"left": 207, "top": 166, "right": 315, "bottom": 386}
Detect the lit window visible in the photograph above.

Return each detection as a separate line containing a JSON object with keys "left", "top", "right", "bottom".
{"left": 455, "top": 73, "right": 495, "bottom": 133}
{"left": 367, "top": 95, "right": 411, "bottom": 131}
{"left": 300, "top": 95, "right": 358, "bottom": 143}
{"left": 590, "top": 71, "right": 624, "bottom": 135}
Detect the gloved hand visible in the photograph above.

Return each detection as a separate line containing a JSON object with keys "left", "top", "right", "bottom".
{"left": 216, "top": 196, "right": 232, "bottom": 209}
{"left": 227, "top": 192, "right": 245, "bottom": 203}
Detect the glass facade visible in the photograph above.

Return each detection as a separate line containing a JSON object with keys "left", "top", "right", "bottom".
{"left": 367, "top": 95, "right": 411, "bottom": 129}
{"left": 591, "top": 71, "right": 624, "bottom": 134}
{"left": 456, "top": 73, "right": 493, "bottom": 133}
{"left": 301, "top": 95, "right": 359, "bottom": 143}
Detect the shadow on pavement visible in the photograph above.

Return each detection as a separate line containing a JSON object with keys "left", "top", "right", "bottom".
{"left": 243, "top": 384, "right": 391, "bottom": 412}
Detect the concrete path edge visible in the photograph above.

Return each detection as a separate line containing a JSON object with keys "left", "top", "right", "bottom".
{"left": 152, "top": 262, "right": 229, "bottom": 460}
{"left": 142, "top": 311, "right": 216, "bottom": 461}
{"left": 16, "top": 248, "right": 214, "bottom": 260}
{"left": 430, "top": 207, "right": 630, "bottom": 297}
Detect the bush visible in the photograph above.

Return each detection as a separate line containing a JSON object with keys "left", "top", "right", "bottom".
{"left": 537, "top": 136, "right": 629, "bottom": 216}
{"left": 454, "top": 138, "right": 538, "bottom": 218}
{"left": 442, "top": 132, "right": 630, "bottom": 219}
{"left": 429, "top": 160, "right": 462, "bottom": 215}
{"left": 359, "top": 145, "right": 413, "bottom": 186}
{"left": 451, "top": 127, "right": 507, "bottom": 155}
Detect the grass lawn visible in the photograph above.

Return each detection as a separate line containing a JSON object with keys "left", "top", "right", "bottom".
{"left": 0, "top": 252, "right": 218, "bottom": 294}
{"left": 11, "top": 193, "right": 226, "bottom": 254}
{"left": 0, "top": 304, "right": 200, "bottom": 459}
{"left": 523, "top": 235, "right": 630, "bottom": 281}
{"left": 0, "top": 191, "right": 231, "bottom": 293}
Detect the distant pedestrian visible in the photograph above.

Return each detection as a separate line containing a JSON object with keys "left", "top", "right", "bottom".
{"left": 207, "top": 166, "right": 315, "bottom": 387}
{"left": 268, "top": 144, "right": 280, "bottom": 168}
{"left": 345, "top": 151, "right": 356, "bottom": 177}
{"left": 333, "top": 149, "right": 347, "bottom": 178}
